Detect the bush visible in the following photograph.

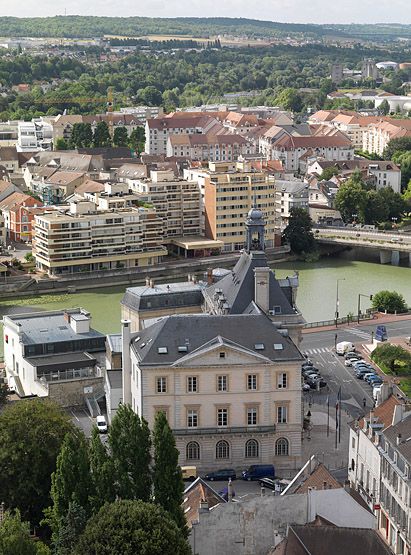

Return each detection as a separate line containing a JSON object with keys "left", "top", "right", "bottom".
{"left": 371, "top": 343, "right": 411, "bottom": 375}
{"left": 372, "top": 290, "right": 407, "bottom": 313}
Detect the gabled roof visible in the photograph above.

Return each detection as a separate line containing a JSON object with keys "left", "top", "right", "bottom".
{"left": 204, "top": 250, "right": 296, "bottom": 316}
{"left": 382, "top": 412, "right": 411, "bottom": 463}
{"left": 131, "top": 313, "right": 303, "bottom": 366}
{"left": 357, "top": 394, "right": 401, "bottom": 430}
{"left": 183, "top": 477, "right": 226, "bottom": 527}
{"left": 294, "top": 463, "right": 341, "bottom": 494}
{"left": 74, "top": 179, "right": 105, "bottom": 195}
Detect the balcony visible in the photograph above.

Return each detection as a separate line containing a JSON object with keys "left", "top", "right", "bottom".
{"left": 173, "top": 425, "right": 276, "bottom": 436}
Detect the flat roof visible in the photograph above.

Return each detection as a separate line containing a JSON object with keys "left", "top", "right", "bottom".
{"left": 26, "top": 352, "right": 96, "bottom": 372}
{"left": 168, "top": 235, "right": 224, "bottom": 249}
{"left": 107, "top": 370, "right": 122, "bottom": 389}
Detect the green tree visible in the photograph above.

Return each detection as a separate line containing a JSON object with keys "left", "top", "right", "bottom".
{"left": 89, "top": 427, "right": 116, "bottom": 512}
{"left": 372, "top": 290, "right": 407, "bottom": 313}
{"left": 335, "top": 177, "right": 367, "bottom": 222}
{"left": 320, "top": 166, "right": 339, "bottom": 181}
{"left": 153, "top": 412, "right": 188, "bottom": 537}
{"left": 108, "top": 404, "right": 152, "bottom": 501}
{"left": 113, "top": 126, "right": 128, "bottom": 147}
{"left": 162, "top": 89, "right": 180, "bottom": 112}
{"left": 282, "top": 207, "right": 316, "bottom": 254}
{"left": 93, "top": 121, "right": 111, "bottom": 147}
{"left": 0, "top": 400, "right": 74, "bottom": 526}
{"left": 139, "top": 85, "right": 163, "bottom": 106}
{"left": 46, "top": 430, "right": 92, "bottom": 546}
{"left": 0, "top": 510, "right": 50, "bottom": 555}
{"left": 53, "top": 500, "right": 87, "bottom": 555}
{"left": 73, "top": 500, "right": 191, "bottom": 555}
{"left": 55, "top": 137, "right": 68, "bottom": 150}
{"left": 128, "top": 127, "right": 145, "bottom": 153}
{"left": 383, "top": 137, "right": 411, "bottom": 160}
{"left": 274, "top": 87, "right": 303, "bottom": 112}
{"left": 0, "top": 381, "right": 9, "bottom": 406}
{"left": 363, "top": 189, "right": 388, "bottom": 224}
{"left": 69, "top": 123, "right": 93, "bottom": 148}
{"left": 379, "top": 99, "right": 390, "bottom": 115}
{"left": 371, "top": 343, "right": 411, "bottom": 374}
{"left": 377, "top": 187, "right": 407, "bottom": 221}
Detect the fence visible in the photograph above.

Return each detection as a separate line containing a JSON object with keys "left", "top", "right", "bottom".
{"left": 304, "top": 313, "right": 373, "bottom": 329}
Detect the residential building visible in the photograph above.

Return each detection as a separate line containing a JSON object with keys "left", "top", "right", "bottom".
{"left": 0, "top": 192, "right": 43, "bottom": 241}
{"left": 364, "top": 120, "right": 411, "bottom": 156}
{"left": 275, "top": 180, "right": 309, "bottom": 229}
{"left": 82, "top": 113, "right": 143, "bottom": 135}
{"left": 0, "top": 122, "right": 18, "bottom": 147}
{"left": 167, "top": 133, "right": 254, "bottom": 162}
{"left": 33, "top": 200, "right": 166, "bottom": 275}
{"left": 185, "top": 160, "right": 278, "bottom": 252}
{"left": 348, "top": 394, "right": 401, "bottom": 512}
{"left": 307, "top": 159, "right": 402, "bottom": 193}
{"left": 0, "top": 213, "right": 5, "bottom": 245}
{"left": 3, "top": 308, "right": 105, "bottom": 403}
{"left": 29, "top": 171, "right": 86, "bottom": 205}
{"left": 0, "top": 146, "right": 19, "bottom": 173}
{"left": 51, "top": 114, "right": 84, "bottom": 144}
{"left": 378, "top": 409, "right": 411, "bottom": 555}
{"left": 0, "top": 179, "right": 19, "bottom": 203}
{"left": 17, "top": 120, "right": 53, "bottom": 152}
{"left": 145, "top": 113, "right": 222, "bottom": 155}
{"left": 129, "top": 169, "right": 202, "bottom": 239}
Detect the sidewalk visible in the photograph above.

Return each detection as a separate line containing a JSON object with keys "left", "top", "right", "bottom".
{"left": 303, "top": 312, "right": 411, "bottom": 334}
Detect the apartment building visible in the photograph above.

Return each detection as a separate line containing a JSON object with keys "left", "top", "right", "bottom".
{"left": 275, "top": 180, "right": 309, "bottom": 230}
{"left": 33, "top": 200, "right": 166, "bottom": 275}
{"left": 145, "top": 114, "right": 222, "bottom": 155}
{"left": 0, "top": 213, "right": 5, "bottom": 245}
{"left": 185, "top": 160, "right": 278, "bottom": 252}
{"left": 129, "top": 169, "right": 202, "bottom": 239}
{"left": 167, "top": 133, "right": 254, "bottom": 162}
{"left": 17, "top": 120, "right": 53, "bottom": 152}
{"left": 363, "top": 119, "right": 411, "bottom": 156}
{"left": 3, "top": 308, "right": 105, "bottom": 402}
{"left": 0, "top": 192, "right": 43, "bottom": 241}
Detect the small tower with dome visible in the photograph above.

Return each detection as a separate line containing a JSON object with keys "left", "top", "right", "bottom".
{"left": 245, "top": 201, "right": 265, "bottom": 252}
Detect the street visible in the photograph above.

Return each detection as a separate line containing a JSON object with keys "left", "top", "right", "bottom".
{"left": 301, "top": 319, "right": 411, "bottom": 419}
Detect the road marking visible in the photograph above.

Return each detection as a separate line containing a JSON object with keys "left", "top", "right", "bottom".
{"left": 304, "top": 347, "right": 331, "bottom": 355}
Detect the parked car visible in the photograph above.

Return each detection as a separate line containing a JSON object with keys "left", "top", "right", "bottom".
{"left": 344, "top": 358, "right": 361, "bottom": 367}
{"left": 302, "top": 383, "right": 311, "bottom": 392}
{"left": 345, "top": 352, "right": 363, "bottom": 360}
{"left": 204, "top": 469, "right": 236, "bottom": 481}
{"left": 242, "top": 464, "right": 275, "bottom": 481}
{"left": 355, "top": 369, "right": 372, "bottom": 378}
{"left": 96, "top": 415, "right": 108, "bottom": 433}
{"left": 307, "top": 377, "right": 327, "bottom": 389}
{"left": 302, "top": 368, "right": 320, "bottom": 377}
{"left": 336, "top": 341, "right": 355, "bottom": 355}
{"left": 363, "top": 373, "right": 377, "bottom": 382}
{"left": 369, "top": 377, "right": 383, "bottom": 386}
{"left": 258, "top": 478, "right": 290, "bottom": 492}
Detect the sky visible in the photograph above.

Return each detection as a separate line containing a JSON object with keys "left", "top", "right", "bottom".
{"left": 0, "top": 0, "right": 410, "bottom": 25}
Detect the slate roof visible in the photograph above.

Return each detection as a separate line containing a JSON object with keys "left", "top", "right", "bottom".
{"left": 383, "top": 413, "right": 411, "bottom": 463}
{"left": 294, "top": 463, "right": 341, "bottom": 494}
{"left": 183, "top": 477, "right": 226, "bottom": 528}
{"left": 131, "top": 313, "right": 303, "bottom": 366}
{"left": 203, "top": 251, "right": 296, "bottom": 316}
{"left": 121, "top": 282, "right": 203, "bottom": 312}
{"left": 285, "top": 525, "right": 392, "bottom": 555}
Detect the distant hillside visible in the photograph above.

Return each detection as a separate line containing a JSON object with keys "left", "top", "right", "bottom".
{"left": 0, "top": 16, "right": 410, "bottom": 41}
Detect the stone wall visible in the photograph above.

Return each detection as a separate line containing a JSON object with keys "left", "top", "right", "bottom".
{"left": 47, "top": 377, "right": 104, "bottom": 407}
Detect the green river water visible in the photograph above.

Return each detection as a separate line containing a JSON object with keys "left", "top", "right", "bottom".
{"left": 1, "top": 257, "right": 411, "bottom": 358}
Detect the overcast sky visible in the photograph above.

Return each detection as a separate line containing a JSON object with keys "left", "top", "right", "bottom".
{"left": 0, "top": 0, "right": 410, "bottom": 25}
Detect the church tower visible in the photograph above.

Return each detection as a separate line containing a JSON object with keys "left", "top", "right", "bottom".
{"left": 245, "top": 202, "right": 265, "bottom": 252}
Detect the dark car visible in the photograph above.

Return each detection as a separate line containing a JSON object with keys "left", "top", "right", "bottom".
{"left": 204, "top": 468, "right": 236, "bottom": 481}
{"left": 258, "top": 478, "right": 290, "bottom": 492}
{"left": 307, "top": 377, "right": 327, "bottom": 389}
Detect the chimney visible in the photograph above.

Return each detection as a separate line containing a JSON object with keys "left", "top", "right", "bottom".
{"left": 261, "top": 483, "right": 266, "bottom": 496}
{"left": 187, "top": 273, "right": 192, "bottom": 282}
{"left": 207, "top": 268, "right": 213, "bottom": 286}
{"left": 121, "top": 320, "right": 132, "bottom": 406}
{"left": 64, "top": 311, "right": 70, "bottom": 323}
{"left": 199, "top": 499, "right": 209, "bottom": 514}
{"left": 227, "top": 478, "right": 233, "bottom": 502}
{"left": 145, "top": 276, "right": 150, "bottom": 286}
{"left": 392, "top": 404, "right": 405, "bottom": 426}
{"left": 149, "top": 279, "right": 154, "bottom": 289}
{"left": 344, "top": 480, "right": 350, "bottom": 493}
{"left": 192, "top": 274, "right": 197, "bottom": 284}
{"left": 397, "top": 433, "right": 402, "bottom": 446}
{"left": 254, "top": 267, "right": 270, "bottom": 313}
{"left": 323, "top": 481, "right": 327, "bottom": 490}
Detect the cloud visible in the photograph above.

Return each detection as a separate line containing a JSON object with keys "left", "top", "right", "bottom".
{"left": 0, "top": 0, "right": 409, "bottom": 24}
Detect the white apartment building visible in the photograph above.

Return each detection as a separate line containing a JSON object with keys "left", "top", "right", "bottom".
{"left": 167, "top": 133, "right": 254, "bottom": 162}
{"left": 33, "top": 200, "right": 166, "bottom": 275}
{"left": 275, "top": 180, "right": 309, "bottom": 230}
{"left": 17, "top": 119, "right": 53, "bottom": 152}
{"left": 363, "top": 120, "right": 411, "bottom": 156}
{"left": 121, "top": 312, "right": 304, "bottom": 475}
{"left": 3, "top": 308, "right": 105, "bottom": 400}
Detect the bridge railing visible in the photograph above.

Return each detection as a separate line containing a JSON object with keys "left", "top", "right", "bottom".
{"left": 304, "top": 313, "right": 373, "bottom": 328}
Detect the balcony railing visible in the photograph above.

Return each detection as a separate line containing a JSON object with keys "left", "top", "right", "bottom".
{"left": 37, "top": 367, "right": 97, "bottom": 383}
{"left": 173, "top": 425, "right": 276, "bottom": 436}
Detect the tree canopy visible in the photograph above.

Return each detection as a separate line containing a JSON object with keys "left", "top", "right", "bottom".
{"left": 0, "top": 510, "right": 50, "bottom": 555}
{"left": 371, "top": 290, "right": 407, "bottom": 313}
{"left": 0, "top": 400, "right": 74, "bottom": 526}
{"left": 282, "top": 207, "right": 316, "bottom": 255}
{"left": 73, "top": 500, "right": 191, "bottom": 555}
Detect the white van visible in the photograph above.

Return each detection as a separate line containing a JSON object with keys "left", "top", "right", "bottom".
{"left": 336, "top": 341, "right": 355, "bottom": 355}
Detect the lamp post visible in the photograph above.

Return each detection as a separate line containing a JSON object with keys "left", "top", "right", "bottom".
{"left": 357, "top": 293, "right": 374, "bottom": 324}
{"left": 352, "top": 213, "right": 358, "bottom": 225}
{"left": 392, "top": 217, "right": 398, "bottom": 228}
{"left": 335, "top": 278, "right": 345, "bottom": 327}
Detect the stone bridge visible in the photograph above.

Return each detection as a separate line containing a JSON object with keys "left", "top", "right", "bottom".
{"left": 314, "top": 226, "right": 411, "bottom": 265}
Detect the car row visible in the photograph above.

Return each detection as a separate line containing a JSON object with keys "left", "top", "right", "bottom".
{"left": 344, "top": 352, "right": 384, "bottom": 389}
{"left": 203, "top": 464, "right": 276, "bottom": 482}
{"left": 301, "top": 361, "right": 327, "bottom": 390}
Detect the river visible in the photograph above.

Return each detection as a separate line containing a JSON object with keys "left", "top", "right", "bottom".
{"left": 1, "top": 258, "right": 410, "bottom": 358}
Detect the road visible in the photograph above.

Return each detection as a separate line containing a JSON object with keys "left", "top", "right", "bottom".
{"left": 301, "top": 319, "right": 411, "bottom": 420}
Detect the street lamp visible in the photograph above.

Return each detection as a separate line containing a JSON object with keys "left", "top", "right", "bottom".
{"left": 352, "top": 213, "right": 358, "bottom": 225}
{"left": 335, "top": 278, "right": 345, "bottom": 326}
{"left": 357, "top": 293, "right": 374, "bottom": 324}
{"left": 392, "top": 217, "right": 398, "bottom": 227}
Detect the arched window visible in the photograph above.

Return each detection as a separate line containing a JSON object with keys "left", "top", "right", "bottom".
{"left": 216, "top": 440, "right": 230, "bottom": 459}
{"left": 245, "top": 439, "right": 259, "bottom": 458}
{"left": 275, "top": 437, "right": 289, "bottom": 456}
{"left": 186, "top": 441, "right": 200, "bottom": 461}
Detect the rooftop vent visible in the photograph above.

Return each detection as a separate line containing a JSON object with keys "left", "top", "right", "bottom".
{"left": 158, "top": 347, "right": 168, "bottom": 354}
{"left": 274, "top": 343, "right": 284, "bottom": 351}
{"left": 178, "top": 346, "right": 188, "bottom": 353}
{"left": 255, "top": 343, "right": 265, "bottom": 350}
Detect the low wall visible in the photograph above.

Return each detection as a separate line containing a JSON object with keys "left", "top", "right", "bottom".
{"left": 47, "top": 377, "right": 104, "bottom": 408}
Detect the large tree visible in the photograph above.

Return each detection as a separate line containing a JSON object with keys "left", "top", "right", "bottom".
{"left": 377, "top": 187, "right": 408, "bottom": 221}
{"left": 282, "top": 207, "right": 316, "bottom": 254}
{"left": 372, "top": 290, "right": 407, "bottom": 313}
{"left": 53, "top": 501, "right": 88, "bottom": 555}
{"left": 363, "top": 189, "right": 389, "bottom": 224}
{"left": 383, "top": 137, "right": 411, "bottom": 160}
{"left": 0, "top": 400, "right": 74, "bottom": 525}
{"left": 73, "top": 500, "right": 191, "bottom": 555}
{"left": 335, "top": 178, "right": 367, "bottom": 223}
{"left": 89, "top": 427, "right": 116, "bottom": 512}
{"left": 108, "top": 404, "right": 152, "bottom": 501}
{"left": 128, "top": 127, "right": 145, "bottom": 154}
{"left": 113, "top": 126, "right": 128, "bottom": 147}
{"left": 93, "top": 121, "right": 112, "bottom": 147}
{"left": 153, "top": 412, "right": 188, "bottom": 537}
{"left": 0, "top": 510, "right": 50, "bottom": 555}
{"left": 69, "top": 123, "right": 93, "bottom": 149}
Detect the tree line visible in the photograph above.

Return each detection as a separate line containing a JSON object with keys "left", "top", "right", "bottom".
{"left": 0, "top": 400, "right": 190, "bottom": 554}
{"left": 56, "top": 122, "right": 145, "bottom": 153}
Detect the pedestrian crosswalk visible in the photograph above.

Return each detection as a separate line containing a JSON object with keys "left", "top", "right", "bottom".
{"left": 304, "top": 347, "right": 331, "bottom": 355}
{"left": 347, "top": 328, "right": 372, "bottom": 340}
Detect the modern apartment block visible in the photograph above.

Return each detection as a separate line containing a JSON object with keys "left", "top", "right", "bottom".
{"left": 33, "top": 199, "right": 166, "bottom": 275}
{"left": 129, "top": 170, "right": 202, "bottom": 239}
{"left": 185, "top": 160, "right": 278, "bottom": 252}
{"left": 275, "top": 180, "right": 309, "bottom": 230}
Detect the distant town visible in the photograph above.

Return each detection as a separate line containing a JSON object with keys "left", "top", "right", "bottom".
{"left": 0, "top": 15, "right": 411, "bottom": 555}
